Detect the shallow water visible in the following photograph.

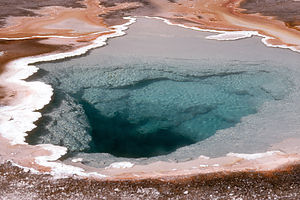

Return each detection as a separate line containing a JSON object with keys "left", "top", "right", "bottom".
{"left": 27, "top": 18, "right": 300, "bottom": 167}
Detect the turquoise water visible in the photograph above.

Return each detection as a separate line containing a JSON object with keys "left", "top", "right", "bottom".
{"left": 82, "top": 68, "right": 283, "bottom": 157}
{"left": 27, "top": 58, "right": 291, "bottom": 158}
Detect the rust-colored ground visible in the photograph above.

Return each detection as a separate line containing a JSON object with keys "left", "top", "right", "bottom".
{"left": 240, "top": 0, "right": 300, "bottom": 31}
{"left": 0, "top": 39, "right": 69, "bottom": 72}
{"left": 0, "top": 0, "right": 85, "bottom": 28}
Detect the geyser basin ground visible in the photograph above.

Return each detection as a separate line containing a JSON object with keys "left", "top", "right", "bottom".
{"left": 27, "top": 18, "right": 300, "bottom": 168}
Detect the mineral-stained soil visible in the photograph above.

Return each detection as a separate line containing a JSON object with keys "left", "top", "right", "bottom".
{"left": 0, "top": 0, "right": 86, "bottom": 27}
{"left": 98, "top": 0, "right": 158, "bottom": 25}
{"left": 0, "top": 39, "right": 70, "bottom": 70}
{"left": 0, "top": 0, "right": 158, "bottom": 28}
{"left": 1, "top": 161, "right": 300, "bottom": 199}
{"left": 240, "top": 0, "right": 300, "bottom": 30}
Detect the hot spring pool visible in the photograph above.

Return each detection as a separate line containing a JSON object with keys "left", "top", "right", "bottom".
{"left": 26, "top": 18, "right": 300, "bottom": 167}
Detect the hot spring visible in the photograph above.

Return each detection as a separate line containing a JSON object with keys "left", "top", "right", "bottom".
{"left": 26, "top": 18, "right": 300, "bottom": 167}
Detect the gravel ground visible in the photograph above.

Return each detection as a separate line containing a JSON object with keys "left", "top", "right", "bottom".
{"left": 1, "top": 161, "right": 300, "bottom": 199}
